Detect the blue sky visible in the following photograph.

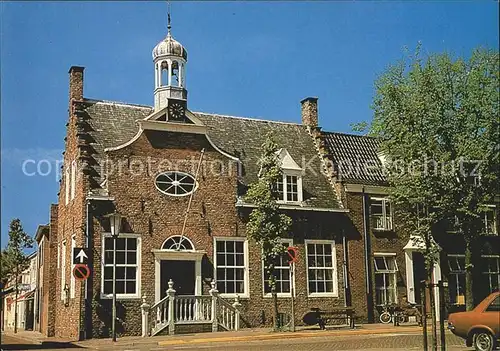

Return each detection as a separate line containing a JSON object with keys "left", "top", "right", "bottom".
{"left": 1, "top": 1, "right": 498, "bottom": 247}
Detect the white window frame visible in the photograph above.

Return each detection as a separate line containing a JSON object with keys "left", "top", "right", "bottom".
{"left": 61, "top": 240, "right": 66, "bottom": 300}
{"left": 277, "top": 171, "right": 303, "bottom": 204}
{"left": 213, "top": 237, "right": 249, "bottom": 298}
{"left": 481, "top": 255, "right": 500, "bottom": 294}
{"left": 373, "top": 253, "right": 398, "bottom": 306}
{"left": 65, "top": 167, "right": 70, "bottom": 205}
{"left": 262, "top": 239, "right": 295, "bottom": 298}
{"left": 100, "top": 233, "right": 142, "bottom": 300}
{"left": 70, "top": 235, "right": 76, "bottom": 298}
{"left": 305, "top": 240, "right": 338, "bottom": 297}
{"left": 70, "top": 160, "right": 76, "bottom": 200}
{"left": 483, "top": 205, "right": 498, "bottom": 236}
{"left": 447, "top": 254, "right": 466, "bottom": 305}
{"left": 370, "top": 197, "right": 393, "bottom": 231}
{"left": 57, "top": 243, "right": 60, "bottom": 269}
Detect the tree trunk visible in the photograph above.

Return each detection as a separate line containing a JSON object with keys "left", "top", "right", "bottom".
{"left": 428, "top": 277, "right": 438, "bottom": 351}
{"left": 464, "top": 239, "right": 474, "bottom": 311}
{"left": 14, "top": 264, "right": 18, "bottom": 333}
{"left": 272, "top": 290, "right": 279, "bottom": 331}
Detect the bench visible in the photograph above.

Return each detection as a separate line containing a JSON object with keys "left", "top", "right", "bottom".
{"left": 303, "top": 307, "right": 356, "bottom": 330}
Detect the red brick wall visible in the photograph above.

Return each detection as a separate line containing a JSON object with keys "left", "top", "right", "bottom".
{"left": 53, "top": 67, "right": 88, "bottom": 339}
{"left": 343, "top": 191, "right": 409, "bottom": 322}
{"left": 84, "top": 130, "right": 346, "bottom": 336}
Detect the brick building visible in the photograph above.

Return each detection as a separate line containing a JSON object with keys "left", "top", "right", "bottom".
{"left": 35, "top": 24, "right": 499, "bottom": 339}
{"left": 316, "top": 130, "right": 500, "bottom": 322}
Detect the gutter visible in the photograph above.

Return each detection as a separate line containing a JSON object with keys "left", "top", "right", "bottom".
{"left": 362, "top": 187, "right": 374, "bottom": 323}
{"left": 236, "top": 202, "right": 349, "bottom": 213}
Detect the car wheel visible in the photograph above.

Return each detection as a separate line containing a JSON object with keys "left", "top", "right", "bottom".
{"left": 473, "top": 331, "right": 494, "bottom": 351}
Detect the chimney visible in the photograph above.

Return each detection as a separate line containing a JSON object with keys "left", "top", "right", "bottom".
{"left": 68, "top": 66, "right": 85, "bottom": 101}
{"left": 300, "top": 97, "right": 318, "bottom": 128}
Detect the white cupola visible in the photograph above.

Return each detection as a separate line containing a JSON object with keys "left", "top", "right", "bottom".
{"left": 152, "top": 14, "right": 188, "bottom": 111}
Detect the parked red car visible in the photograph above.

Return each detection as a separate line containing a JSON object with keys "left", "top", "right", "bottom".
{"left": 448, "top": 292, "right": 500, "bottom": 351}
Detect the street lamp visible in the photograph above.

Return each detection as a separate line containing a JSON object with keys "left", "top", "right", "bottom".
{"left": 107, "top": 212, "right": 122, "bottom": 342}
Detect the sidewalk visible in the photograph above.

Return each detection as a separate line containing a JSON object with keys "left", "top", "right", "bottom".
{"left": 73, "top": 323, "right": 425, "bottom": 349}
{"left": 2, "top": 323, "right": 427, "bottom": 349}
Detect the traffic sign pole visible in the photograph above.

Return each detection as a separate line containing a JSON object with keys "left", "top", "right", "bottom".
{"left": 290, "top": 261, "right": 295, "bottom": 332}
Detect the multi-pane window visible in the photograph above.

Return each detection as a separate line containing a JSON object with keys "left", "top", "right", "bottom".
{"left": 102, "top": 236, "right": 139, "bottom": 296}
{"left": 70, "top": 160, "right": 76, "bottom": 200}
{"left": 155, "top": 171, "right": 197, "bottom": 196}
{"left": 483, "top": 207, "right": 498, "bottom": 236}
{"left": 61, "top": 241, "right": 66, "bottom": 299}
{"left": 215, "top": 239, "right": 246, "bottom": 295}
{"left": 65, "top": 168, "right": 70, "bottom": 205}
{"left": 277, "top": 174, "right": 301, "bottom": 203}
{"left": 70, "top": 235, "right": 76, "bottom": 298}
{"left": 481, "top": 256, "right": 500, "bottom": 295}
{"left": 263, "top": 240, "right": 293, "bottom": 295}
{"left": 371, "top": 197, "right": 393, "bottom": 231}
{"left": 374, "top": 255, "right": 398, "bottom": 306}
{"left": 448, "top": 255, "right": 466, "bottom": 305}
{"left": 306, "top": 241, "right": 337, "bottom": 295}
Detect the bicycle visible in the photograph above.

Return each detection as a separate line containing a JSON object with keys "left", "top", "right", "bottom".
{"left": 379, "top": 304, "right": 405, "bottom": 324}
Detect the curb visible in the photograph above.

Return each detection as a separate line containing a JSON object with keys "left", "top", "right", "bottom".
{"left": 157, "top": 327, "right": 423, "bottom": 346}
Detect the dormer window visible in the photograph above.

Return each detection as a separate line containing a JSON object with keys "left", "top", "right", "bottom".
{"left": 275, "top": 149, "right": 303, "bottom": 204}
{"left": 371, "top": 197, "right": 393, "bottom": 231}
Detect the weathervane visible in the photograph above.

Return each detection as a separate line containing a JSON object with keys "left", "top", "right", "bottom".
{"left": 167, "top": 0, "right": 172, "bottom": 35}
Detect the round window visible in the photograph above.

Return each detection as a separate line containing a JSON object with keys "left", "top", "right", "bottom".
{"left": 155, "top": 171, "right": 197, "bottom": 196}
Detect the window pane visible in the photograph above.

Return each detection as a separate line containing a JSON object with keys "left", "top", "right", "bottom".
{"left": 126, "top": 252, "right": 136, "bottom": 264}
{"left": 235, "top": 241, "right": 244, "bottom": 253}
{"left": 116, "top": 267, "right": 125, "bottom": 280}
{"left": 217, "top": 253, "right": 226, "bottom": 266}
{"left": 127, "top": 238, "right": 137, "bottom": 251}
{"left": 126, "top": 281, "right": 136, "bottom": 294}
{"left": 104, "top": 238, "right": 113, "bottom": 250}
{"left": 104, "top": 251, "right": 114, "bottom": 265}
{"left": 116, "top": 281, "right": 125, "bottom": 294}
{"left": 104, "top": 267, "right": 113, "bottom": 279}
{"left": 116, "top": 251, "right": 126, "bottom": 264}
{"left": 116, "top": 238, "right": 126, "bottom": 250}
{"left": 125, "top": 267, "right": 136, "bottom": 279}
{"left": 104, "top": 281, "right": 113, "bottom": 294}
{"left": 235, "top": 253, "right": 244, "bottom": 266}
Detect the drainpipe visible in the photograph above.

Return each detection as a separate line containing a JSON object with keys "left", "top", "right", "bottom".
{"left": 83, "top": 199, "right": 93, "bottom": 340}
{"left": 342, "top": 228, "right": 351, "bottom": 307}
{"left": 362, "top": 188, "right": 374, "bottom": 323}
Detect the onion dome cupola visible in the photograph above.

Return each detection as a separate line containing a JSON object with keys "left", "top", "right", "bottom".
{"left": 153, "top": 13, "right": 188, "bottom": 111}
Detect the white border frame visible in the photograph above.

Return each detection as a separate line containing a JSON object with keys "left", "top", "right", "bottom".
{"left": 100, "top": 233, "right": 142, "bottom": 300}
{"left": 213, "top": 236, "right": 249, "bottom": 298}
{"left": 304, "top": 239, "right": 338, "bottom": 297}
{"left": 154, "top": 171, "right": 199, "bottom": 197}
{"left": 261, "top": 239, "right": 295, "bottom": 298}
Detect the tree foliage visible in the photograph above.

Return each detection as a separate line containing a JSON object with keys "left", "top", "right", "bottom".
{"left": 4, "top": 218, "right": 34, "bottom": 332}
{"left": 367, "top": 45, "right": 498, "bottom": 349}
{"left": 245, "top": 135, "right": 292, "bottom": 330}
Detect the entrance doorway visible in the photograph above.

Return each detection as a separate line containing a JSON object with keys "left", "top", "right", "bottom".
{"left": 160, "top": 260, "right": 196, "bottom": 298}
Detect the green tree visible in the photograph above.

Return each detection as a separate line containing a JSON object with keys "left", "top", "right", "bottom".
{"left": 366, "top": 46, "right": 499, "bottom": 349}
{"left": 5, "top": 218, "right": 34, "bottom": 333}
{"left": 245, "top": 135, "right": 292, "bottom": 331}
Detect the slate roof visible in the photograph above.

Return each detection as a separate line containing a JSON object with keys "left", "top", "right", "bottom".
{"left": 322, "top": 131, "right": 388, "bottom": 186}
{"left": 77, "top": 99, "right": 340, "bottom": 209}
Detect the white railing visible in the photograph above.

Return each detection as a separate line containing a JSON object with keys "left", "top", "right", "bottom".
{"left": 144, "top": 279, "right": 242, "bottom": 336}
{"left": 150, "top": 295, "right": 170, "bottom": 336}
{"left": 216, "top": 296, "right": 239, "bottom": 331}
{"left": 175, "top": 295, "right": 212, "bottom": 323}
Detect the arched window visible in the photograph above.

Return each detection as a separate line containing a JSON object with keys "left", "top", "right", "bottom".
{"left": 155, "top": 171, "right": 197, "bottom": 196}
{"left": 161, "top": 61, "right": 169, "bottom": 86}
{"left": 162, "top": 236, "right": 194, "bottom": 251}
{"left": 171, "top": 61, "right": 179, "bottom": 86}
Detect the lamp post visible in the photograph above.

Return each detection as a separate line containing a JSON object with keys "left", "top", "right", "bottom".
{"left": 108, "top": 212, "right": 122, "bottom": 342}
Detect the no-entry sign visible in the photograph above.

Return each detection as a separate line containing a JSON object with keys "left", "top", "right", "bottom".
{"left": 73, "top": 264, "right": 91, "bottom": 281}
{"left": 287, "top": 246, "right": 298, "bottom": 264}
